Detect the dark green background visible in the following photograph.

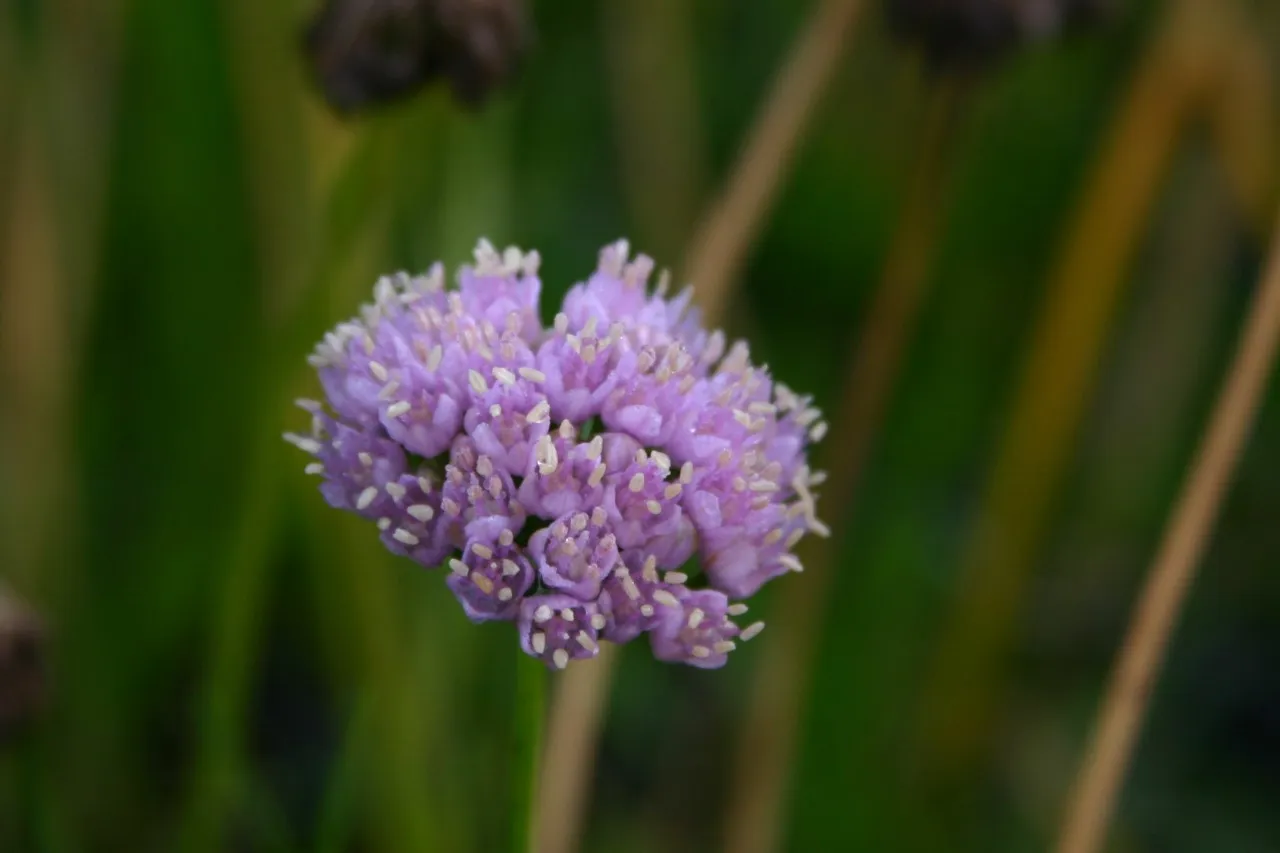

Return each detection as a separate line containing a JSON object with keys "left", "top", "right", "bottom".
{"left": 2, "top": 0, "right": 1278, "bottom": 850}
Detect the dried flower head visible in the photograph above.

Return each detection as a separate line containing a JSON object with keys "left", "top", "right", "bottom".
{"left": 305, "top": 0, "right": 527, "bottom": 113}
{"left": 288, "top": 240, "right": 827, "bottom": 669}
{"left": 0, "top": 588, "right": 46, "bottom": 741}
{"left": 885, "top": 0, "right": 1114, "bottom": 67}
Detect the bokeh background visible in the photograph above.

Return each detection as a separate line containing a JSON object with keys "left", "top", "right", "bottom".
{"left": 2, "top": 0, "right": 1279, "bottom": 850}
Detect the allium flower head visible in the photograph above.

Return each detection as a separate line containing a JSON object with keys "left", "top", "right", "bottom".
{"left": 287, "top": 240, "right": 828, "bottom": 669}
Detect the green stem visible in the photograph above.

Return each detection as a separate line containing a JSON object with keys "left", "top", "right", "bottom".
{"left": 512, "top": 651, "right": 547, "bottom": 853}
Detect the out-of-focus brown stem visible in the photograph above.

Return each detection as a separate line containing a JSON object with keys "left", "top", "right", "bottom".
{"left": 683, "top": 0, "right": 866, "bottom": 324}
{"left": 720, "top": 80, "right": 967, "bottom": 853}
{"left": 0, "top": 121, "right": 65, "bottom": 599}
{"left": 535, "top": 3, "right": 864, "bottom": 852}
{"left": 1054, "top": 185, "right": 1280, "bottom": 853}
{"left": 912, "top": 0, "right": 1220, "bottom": 781}
{"left": 533, "top": 644, "right": 617, "bottom": 853}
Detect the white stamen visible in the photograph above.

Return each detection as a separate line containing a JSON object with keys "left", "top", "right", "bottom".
{"left": 691, "top": 645, "right": 711, "bottom": 659}
{"left": 499, "top": 529, "right": 514, "bottom": 546}
{"left": 304, "top": 463, "right": 324, "bottom": 475}
{"left": 560, "top": 608, "right": 575, "bottom": 621}
{"left": 535, "top": 435, "right": 559, "bottom": 475}
{"left": 502, "top": 559, "right": 520, "bottom": 577}
{"left": 727, "top": 603, "right": 748, "bottom": 616}
{"left": 640, "top": 604, "right": 655, "bottom": 617}
{"left": 795, "top": 407, "right": 821, "bottom": 427}
{"left": 449, "top": 558, "right": 468, "bottom": 576}
{"left": 356, "top": 486, "right": 378, "bottom": 510}
{"left": 386, "top": 401, "right": 411, "bottom": 418}
{"left": 532, "top": 632, "right": 546, "bottom": 654}
{"left": 688, "top": 608, "right": 705, "bottom": 629}
{"left": 809, "top": 421, "right": 828, "bottom": 442}
{"left": 534, "top": 604, "right": 553, "bottom": 623}
{"left": 377, "top": 517, "right": 391, "bottom": 530}
{"left": 642, "top": 555, "right": 658, "bottom": 583}
{"left": 369, "top": 361, "right": 388, "bottom": 381}
{"left": 553, "top": 649, "right": 569, "bottom": 670}
{"left": 426, "top": 344, "right": 443, "bottom": 372}
{"left": 628, "top": 473, "right": 645, "bottom": 492}
{"left": 358, "top": 451, "right": 373, "bottom": 467}
{"left": 407, "top": 504, "right": 434, "bottom": 522}
{"left": 283, "top": 433, "right": 322, "bottom": 454}
{"left": 385, "top": 482, "right": 406, "bottom": 500}
{"left": 576, "top": 631, "right": 597, "bottom": 653}
{"left": 588, "top": 463, "right": 607, "bottom": 488}
{"left": 470, "top": 572, "right": 494, "bottom": 595}
{"left": 518, "top": 366, "right": 546, "bottom": 383}
{"left": 740, "top": 621, "right": 765, "bottom": 641}
{"left": 680, "top": 462, "right": 694, "bottom": 484}
{"left": 779, "top": 554, "right": 804, "bottom": 573}
{"left": 645, "top": 499, "right": 662, "bottom": 515}
{"left": 590, "top": 614, "right": 607, "bottom": 631}
{"left": 377, "top": 380, "right": 400, "bottom": 400}
{"left": 664, "top": 572, "right": 688, "bottom": 585}
{"left": 492, "top": 366, "right": 516, "bottom": 386}
{"left": 652, "top": 590, "right": 680, "bottom": 609}
{"left": 393, "top": 528, "right": 419, "bottom": 546}
{"left": 664, "top": 483, "right": 683, "bottom": 499}
{"left": 472, "top": 543, "right": 494, "bottom": 559}
{"left": 525, "top": 400, "right": 551, "bottom": 425}
{"left": 468, "top": 369, "right": 488, "bottom": 394}
{"left": 498, "top": 588, "right": 513, "bottom": 601}
{"left": 713, "top": 641, "right": 737, "bottom": 654}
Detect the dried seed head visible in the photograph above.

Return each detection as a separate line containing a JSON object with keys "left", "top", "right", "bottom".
{"left": 0, "top": 590, "right": 46, "bottom": 742}
{"left": 305, "top": 0, "right": 529, "bottom": 113}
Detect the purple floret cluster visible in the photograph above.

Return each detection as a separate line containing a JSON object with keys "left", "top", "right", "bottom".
{"left": 287, "top": 240, "right": 827, "bottom": 669}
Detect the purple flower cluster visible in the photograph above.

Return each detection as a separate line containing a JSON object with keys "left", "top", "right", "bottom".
{"left": 287, "top": 240, "right": 827, "bottom": 669}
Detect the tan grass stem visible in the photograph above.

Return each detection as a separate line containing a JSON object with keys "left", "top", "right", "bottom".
{"left": 1053, "top": 185, "right": 1280, "bottom": 853}
{"left": 683, "top": 0, "right": 867, "bottom": 324}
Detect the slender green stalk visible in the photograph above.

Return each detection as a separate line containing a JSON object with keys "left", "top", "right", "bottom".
{"left": 513, "top": 653, "right": 547, "bottom": 853}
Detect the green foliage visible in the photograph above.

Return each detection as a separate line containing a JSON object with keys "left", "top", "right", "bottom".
{"left": 3, "top": 0, "right": 1279, "bottom": 851}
